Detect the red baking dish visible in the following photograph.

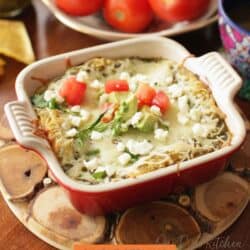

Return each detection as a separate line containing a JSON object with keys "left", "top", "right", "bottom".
{"left": 5, "top": 37, "right": 246, "bottom": 215}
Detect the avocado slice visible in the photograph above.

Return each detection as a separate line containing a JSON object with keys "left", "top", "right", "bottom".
{"left": 136, "top": 106, "right": 158, "bottom": 133}
{"left": 109, "top": 92, "right": 138, "bottom": 121}
{"left": 108, "top": 92, "right": 130, "bottom": 104}
{"left": 111, "top": 93, "right": 138, "bottom": 135}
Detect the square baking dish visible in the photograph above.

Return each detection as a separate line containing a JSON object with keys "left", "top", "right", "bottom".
{"left": 5, "top": 37, "right": 246, "bottom": 215}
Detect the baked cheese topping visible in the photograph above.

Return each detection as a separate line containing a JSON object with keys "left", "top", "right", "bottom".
{"left": 31, "top": 57, "right": 231, "bottom": 184}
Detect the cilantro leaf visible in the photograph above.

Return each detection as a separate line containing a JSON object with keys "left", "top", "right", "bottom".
{"left": 31, "top": 94, "right": 48, "bottom": 108}
{"left": 92, "top": 171, "right": 107, "bottom": 180}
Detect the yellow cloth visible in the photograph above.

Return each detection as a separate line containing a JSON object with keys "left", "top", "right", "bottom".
{"left": 0, "top": 19, "right": 35, "bottom": 64}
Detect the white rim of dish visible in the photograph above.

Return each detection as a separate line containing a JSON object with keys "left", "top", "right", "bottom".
{"left": 41, "top": 0, "right": 218, "bottom": 40}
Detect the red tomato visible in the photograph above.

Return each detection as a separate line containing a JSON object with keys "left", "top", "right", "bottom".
{"left": 55, "top": 0, "right": 103, "bottom": 16}
{"left": 148, "top": 0, "right": 210, "bottom": 23}
{"left": 103, "top": 0, "right": 153, "bottom": 33}
{"left": 152, "top": 91, "right": 170, "bottom": 113}
{"left": 105, "top": 80, "right": 129, "bottom": 93}
{"left": 59, "top": 77, "right": 87, "bottom": 105}
{"left": 136, "top": 83, "right": 156, "bottom": 106}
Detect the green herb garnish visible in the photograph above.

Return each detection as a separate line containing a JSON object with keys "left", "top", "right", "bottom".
{"left": 76, "top": 112, "right": 109, "bottom": 145}
{"left": 48, "top": 98, "right": 59, "bottom": 109}
{"left": 31, "top": 94, "right": 62, "bottom": 110}
{"left": 31, "top": 94, "right": 48, "bottom": 108}
{"left": 125, "top": 148, "right": 139, "bottom": 163}
{"left": 92, "top": 171, "right": 107, "bottom": 180}
{"left": 85, "top": 149, "right": 100, "bottom": 156}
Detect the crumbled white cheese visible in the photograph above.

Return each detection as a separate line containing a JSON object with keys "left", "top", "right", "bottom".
{"left": 80, "top": 109, "right": 90, "bottom": 122}
{"left": 76, "top": 70, "right": 88, "bottom": 82}
{"left": 116, "top": 142, "right": 126, "bottom": 152}
{"left": 91, "top": 131, "right": 103, "bottom": 141}
{"left": 192, "top": 123, "right": 208, "bottom": 137}
{"left": 104, "top": 165, "right": 117, "bottom": 177}
{"left": 69, "top": 115, "right": 81, "bottom": 127}
{"left": 71, "top": 105, "right": 81, "bottom": 113}
{"left": 150, "top": 105, "right": 162, "bottom": 116}
{"left": 178, "top": 96, "right": 189, "bottom": 113}
{"left": 119, "top": 71, "right": 130, "bottom": 80}
{"left": 65, "top": 128, "right": 78, "bottom": 138}
{"left": 43, "top": 177, "right": 52, "bottom": 187}
{"left": 167, "top": 84, "right": 183, "bottom": 98}
{"left": 154, "top": 128, "right": 169, "bottom": 141}
{"left": 44, "top": 90, "right": 55, "bottom": 101}
{"left": 84, "top": 158, "right": 99, "bottom": 171}
{"left": 130, "top": 112, "right": 143, "bottom": 127}
{"left": 99, "top": 93, "right": 109, "bottom": 105}
{"left": 126, "top": 139, "right": 153, "bottom": 156}
{"left": 177, "top": 113, "right": 189, "bottom": 125}
{"left": 90, "top": 79, "right": 103, "bottom": 89}
{"left": 191, "top": 108, "right": 202, "bottom": 121}
{"left": 129, "top": 74, "right": 147, "bottom": 91}
{"left": 55, "top": 93, "right": 64, "bottom": 103}
{"left": 80, "top": 172, "right": 95, "bottom": 182}
{"left": 118, "top": 153, "right": 131, "bottom": 166}
{"left": 94, "top": 166, "right": 106, "bottom": 173}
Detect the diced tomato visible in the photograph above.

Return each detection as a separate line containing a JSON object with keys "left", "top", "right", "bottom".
{"left": 152, "top": 91, "right": 170, "bottom": 113}
{"left": 136, "top": 83, "right": 156, "bottom": 106}
{"left": 59, "top": 77, "right": 87, "bottom": 105}
{"left": 105, "top": 80, "right": 129, "bottom": 93}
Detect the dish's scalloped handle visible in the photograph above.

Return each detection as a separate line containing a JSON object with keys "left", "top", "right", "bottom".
{"left": 185, "top": 52, "right": 246, "bottom": 144}
{"left": 184, "top": 52, "right": 242, "bottom": 99}
{"left": 4, "top": 101, "right": 50, "bottom": 149}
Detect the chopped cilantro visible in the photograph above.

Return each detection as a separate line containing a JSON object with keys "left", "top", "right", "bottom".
{"left": 76, "top": 112, "right": 109, "bottom": 145}
{"left": 31, "top": 94, "right": 48, "bottom": 108}
{"left": 31, "top": 94, "right": 62, "bottom": 110}
{"left": 85, "top": 149, "right": 100, "bottom": 156}
{"left": 125, "top": 148, "right": 139, "bottom": 163}
{"left": 48, "top": 98, "right": 59, "bottom": 109}
{"left": 92, "top": 171, "right": 107, "bottom": 180}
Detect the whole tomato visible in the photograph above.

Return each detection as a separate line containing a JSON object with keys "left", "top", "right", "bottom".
{"left": 148, "top": 0, "right": 210, "bottom": 23}
{"left": 55, "top": 0, "right": 104, "bottom": 16}
{"left": 103, "top": 0, "right": 153, "bottom": 33}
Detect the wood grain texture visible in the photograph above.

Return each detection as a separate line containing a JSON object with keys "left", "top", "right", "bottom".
{"left": 0, "top": 0, "right": 249, "bottom": 249}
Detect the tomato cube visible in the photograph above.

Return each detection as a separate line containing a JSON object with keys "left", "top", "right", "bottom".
{"left": 59, "top": 77, "right": 87, "bottom": 106}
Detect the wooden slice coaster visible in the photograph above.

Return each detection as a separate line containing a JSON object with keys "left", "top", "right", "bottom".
{"left": 0, "top": 144, "right": 47, "bottom": 201}
{"left": 0, "top": 113, "right": 14, "bottom": 140}
{"left": 115, "top": 202, "right": 201, "bottom": 248}
{"left": 28, "top": 186, "right": 107, "bottom": 244}
{"left": 0, "top": 139, "right": 249, "bottom": 250}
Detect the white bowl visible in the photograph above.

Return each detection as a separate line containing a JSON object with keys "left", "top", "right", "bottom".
{"left": 41, "top": 0, "right": 218, "bottom": 41}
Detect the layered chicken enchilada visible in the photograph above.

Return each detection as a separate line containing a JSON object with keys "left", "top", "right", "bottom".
{"left": 31, "top": 57, "right": 231, "bottom": 184}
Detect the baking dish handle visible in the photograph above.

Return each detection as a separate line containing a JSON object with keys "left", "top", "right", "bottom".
{"left": 184, "top": 52, "right": 246, "bottom": 145}
{"left": 184, "top": 52, "right": 242, "bottom": 100}
{"left": 4, "top": 101, "right": 50, "bottom": 149}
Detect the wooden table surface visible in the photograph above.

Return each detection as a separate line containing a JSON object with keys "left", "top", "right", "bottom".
{"left": 0, "top": 1, "right": 249, "bottom": 249}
